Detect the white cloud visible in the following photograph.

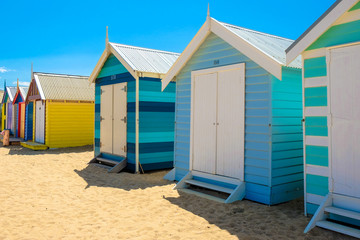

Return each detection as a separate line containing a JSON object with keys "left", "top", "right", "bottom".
{"left": 12, "top": 81, "right": 29, "bottom": 86}
{"left": 0, "top": 67, "right": 11, "bottom": 73}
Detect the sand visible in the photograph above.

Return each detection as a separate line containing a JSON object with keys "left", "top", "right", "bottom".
{"left": 0, "top": 145, "right": 355, "bottom": 240}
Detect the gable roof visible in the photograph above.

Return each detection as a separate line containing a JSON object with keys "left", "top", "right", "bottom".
{"left": 12, "top": 87, "right": 29, "bottom": 104}
{"left": 286, "top": 0, "right": 359, "bottom": 64}
{"left": 33, "top": 72, "right": 94, "bottom": 101}
{"left": 89, "top": 43, "right": 180, "bottom": 83}
{"left": 2, "top": 86, "right": 17, "bottom": 103}
{"left": 162, "top": 17, "right": 301, "bottom": 90}
{"left": 0, "top": 90, "right": 4, "bottom": 104}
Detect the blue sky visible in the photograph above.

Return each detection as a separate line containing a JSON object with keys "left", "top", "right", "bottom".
{"left": 0, "top": 0, "right": 335, "bottom": 89}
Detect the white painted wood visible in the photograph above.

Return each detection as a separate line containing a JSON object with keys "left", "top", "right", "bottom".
{"left": 302, "top": 48, "right": 326, "bottom": 60}
{"left": 112, "top": 83, "right": 127, "bottom": 156}
{"left": 305, "top": 136, "right": 328, "bottom": 147}
{"left": 100, "top": 85, "right": 113, "bottom": 154}
{"left": 174, "top": 171, "right": 193, "bottom": 190}
{"left": 332, "top": 193, "right": 360, "bottom": 212}
{"left": 307, "top": 193, "right": 325, "bottom": 205}
{"left": 185, "top": 179, "right": 234, "bottom": 194}
{"left": 304, "top": 107, "right": 328, "bottom": 116}
{"left": 302, "top": 55, "right": 307, "bottom": 216}
{"left": 162, "top": 20, "right": 211, "bottom": 90}
{"left": 35, "top": 101, "right": 45, "bottom": 144}
{"left": 192, "top": 170, "right": 242, "bottom": 185}
{"left": 306, "top": 165, "right": 329, "bottom": 177}
{"left": 329, "top": 44, "right": 360, "bottom": 198}
{"left": 225, "top": 182, "right": 246, "bottom": 203}
{"left": 325, "top": 207, "right": 360, "bottom": 220}
{"left": 333, "top": 8, "right": 360, "bottom": 26}
{"left": 192, "top": 72, "right": 217, "bottom": 174}
{"left": 304, "top": 77, "right": 327, "bottom": 88}
{"left": 178, "top": 188, "right": 226, "bottom": 203}
{"left": 316, "top": 221, "right": 360, "bottom": 238}
{"left": 286, "top": 0, "right": 358, "bottom": 64}
{"left": 88, "top": 47, "right": 110, "bottom": 83}
{"left": 216, "top": 66, "right": 245, "bottom": 180}
{"left": 34, "top": 74, "right": 45, "bottom": 100}
{"left": 304, "top": 193, "right": 332, "bottom": 233}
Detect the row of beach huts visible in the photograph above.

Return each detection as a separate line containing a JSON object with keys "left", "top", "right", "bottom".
{"left": 1, "top": 0, "right": 360, "bottom": 237}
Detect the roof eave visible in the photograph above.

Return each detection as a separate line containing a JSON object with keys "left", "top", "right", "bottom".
{"left": 286, "top": 0, "right": 358, "bottom": 65}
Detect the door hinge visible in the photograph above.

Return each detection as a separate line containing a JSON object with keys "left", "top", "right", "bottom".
{"left": 123, "top": 145, "right": 127, "bottom": 152}
{"left": 122, "top": 86, "right": 127, "bottom": 92}
{"left": 100, "top": 142, "right": 102, "bottom": 147}
{"left": 100, "top": 116, "right": 104, "bottom": 121}
{"left": 101, "top": 89, "right": 103, "bottom": 94}
{"left": 121, "top": 116, "right": 127, "bottom": 123}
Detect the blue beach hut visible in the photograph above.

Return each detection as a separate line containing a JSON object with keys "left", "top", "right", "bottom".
{"left": 89, "top": 30, "right": 179, "bottom": 173}
{"left": 161, "top": 15, "right": 303, "bottom": 204}
{"left": 286, "top": 0, "right": 360, "bottom": 237}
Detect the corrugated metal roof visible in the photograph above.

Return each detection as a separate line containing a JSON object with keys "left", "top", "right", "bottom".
{"left": 110, "top": 43, "right": 180, "bottom": 74}
{"left": 19, "top": 87, "right": 29, "bottom": 100}
{"left": 6, "top": 87, "right": 17, "bottom": 102}
{"left": 34, "top": 73, "right": 94, "bottom": 101}
{"left": 221, "top": 22, "right": 302, "bottom": 68}
{"left": 0, "top": 90, "right": 4, "bottom": 104}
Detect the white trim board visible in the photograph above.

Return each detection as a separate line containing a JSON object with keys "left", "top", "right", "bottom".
{"left": 305, "top": 136, "right": 328, "bottom": 147}
{"left": 306, "top": 165, "right": 329, "bottom": 177}
{"left": 286, "top": 0, "right": 358, "bottom": 64}
{"left": 305, "top": 77, "right": 327, "bottom": 88}
{"left": 161, "top": 17, "right": 288, "bottom": 90}
{"left": 34, "top": 74, "right": 45, "bottom": 100}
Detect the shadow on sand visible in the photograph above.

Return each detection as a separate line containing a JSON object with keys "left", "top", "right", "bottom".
{"left": 3, "top": 143, "right": 93, "bottom": 156}
{"left": 74, "top": 163, "right": 172, "bottom": 191}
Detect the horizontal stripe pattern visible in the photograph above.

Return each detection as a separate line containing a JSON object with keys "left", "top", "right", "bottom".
{"left": 305, "top": 116, "right": 328, "bottom": 136}
{"left": 127, "top": 141, "right": 174, "bottom": 154}
{"left": 127, "top": 102, "right": 175, "bottom": 112}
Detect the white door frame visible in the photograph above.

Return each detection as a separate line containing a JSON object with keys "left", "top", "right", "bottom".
{"left": 326, "top": 42, "right": 360, "bottom": 194}
{"left": 189, "top": 63, "right": 245, "bottom": 180}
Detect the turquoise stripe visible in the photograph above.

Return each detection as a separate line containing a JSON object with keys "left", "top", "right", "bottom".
{"left": 306, "top": 174, "right": 328, "bottom": 196}
{"left": 139, "top": 151, "right": 174, "bottom": 164}
{"left": 305, "top": 87, "right": 327, "bottom": 107}
{"left": 307, "top": 20, "right": 360, "bottom": 51}
{"left": 306, "top": 145, "right": 328, "bottom": 167}
{"left": 306, "top": 202, "right": 320, "bottom": 215}
{"left": 349, "top": 2, "right": 360, "bottom": 11}
{"left": 305, "top": 116, "right": 328, "bottom": 136}
{"left": 97, "top": 54, "right": 128, "bottom": 78}
{"left": 304, "top": 57, "right": 327, "bottom": 78}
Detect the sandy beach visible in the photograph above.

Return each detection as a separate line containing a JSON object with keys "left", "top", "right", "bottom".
{"left": 0, "top": 145, "right": 354, "bottom": 240}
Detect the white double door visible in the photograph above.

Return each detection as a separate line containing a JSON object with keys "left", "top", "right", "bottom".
{"left": 100, "top": 83, "right": 127, "bottom": 156}
{"left": 191, "top": 64, "right": 245, "bottom": 180}
{"left": 35, "top": 101, "right": 45, "bottom": 143}
{"left": 329, "top": 44, "right": 360, "bottom": 198}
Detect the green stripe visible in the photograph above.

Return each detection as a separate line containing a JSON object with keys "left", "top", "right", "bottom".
{"left": 304, "top": 57, "right": 327, "bottom": 78}
{"left": 349, "top": 2, "right": 360, "bottom": 11}
{"left": 306, "top": 174, "right": 328, "bottom": 196}
{"left": 306, "top": 145, "right": 328, "bottom": 167}
{"left": 307, "top": 20, "right": 360, "bottom": 50}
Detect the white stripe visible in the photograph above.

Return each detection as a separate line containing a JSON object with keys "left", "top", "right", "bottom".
{"left": 333, "top": 8, "right": 360, "bottom": 26}
{"left": 305, "top": 136, "right": 328, "bottom": 146}
{"left": 306, "top": 165, "right": 329, "bottom": 177}
{"left": 34, "top": 74, "right": 46, "bottom": 100}
{"left": 305, "top": 107, "right": 328, "bottom": 116}
{"left": 305, "top": 77, "right": 327, "bottom": 88}
{"left": 307, "top": 193, "right": 325, "bottom": 205}
{"left": 303, "top": 48, "right": 326, "bottom": 60}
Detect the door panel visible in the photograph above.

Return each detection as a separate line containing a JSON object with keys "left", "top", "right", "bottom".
{"left": 216, "top": 68, "right": 245, "bottom": 180}
{"left": 330, "top": 44, "right": 360, "bottom": 198}
{"left": 35, "top": 101, "right": 45, "bottom": 143}
{"left": 113, "top": 83, "right": 127, "bottom": 156}
{"left": 100, "top": 85, "right": 113, "bottom": 154}
{"left": 192, "top": 73, "right": 217, "bottom": 174}
{"left": 20, "top": 103, "right": 25, "bottom": 138}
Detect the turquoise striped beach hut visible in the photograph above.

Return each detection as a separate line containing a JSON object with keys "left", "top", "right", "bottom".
{"left": 162, "top": 15, "right": 303, "bottom": 205}
{"left": 286, "top": 0, "right": 360, "bottom": 237}
{"left": 89, "top": 32, "right": 179, "bottom": 173}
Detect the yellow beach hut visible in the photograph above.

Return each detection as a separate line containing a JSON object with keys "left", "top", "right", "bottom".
{"left": 21, "top": 72, "right": 94, "bottom": 150}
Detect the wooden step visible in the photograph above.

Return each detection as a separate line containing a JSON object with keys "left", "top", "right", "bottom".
{"left": 91, "top": 163, "right": 112, "bottom": 170}
{"left": 96, "top": 157, "right": 119, "bottom": 166}
{"left": 325, "top": 207, "right": 360, "bottom": 221}
{"left": 178, "top": 188, "right": 226, "bottom": 203}
{"left": 316, "top": 220, "right": 360, "bottom": 238}
{"left": 185, "top": 179, "right": 234, "bottom": 194}
{"left": 108, "top": 158, "right": 127, "bottom": 173}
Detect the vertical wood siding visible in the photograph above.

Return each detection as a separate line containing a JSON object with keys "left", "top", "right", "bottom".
{"left": 45, "top": 101, "right": 94, "bottom": 148}
{"left": 303, "top": 5, "right": 360, "bottom": 215}
{"left": 24, "top": 102, "right": 33, "bottom": 141}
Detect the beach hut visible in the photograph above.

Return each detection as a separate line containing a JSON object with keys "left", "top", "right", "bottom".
{"left": 1, "top": 86, "right": 17, "bottom": 134}
{"left": 21, "top": 72, "right": 94, "bottom": 150}
{"left": 12, "top": 84, "right": 29, "bottom": 139}
{"left": 161, "top": 15, "right": 303, "bottom": 204}
{"left": 0, "top": 90, "right": 4, "bottom": 130}
{"left": 286, "top": 0, "right": 360, "bottom": 237}
{"left": 88, "top": 31, "right": 179, "bottom": 173}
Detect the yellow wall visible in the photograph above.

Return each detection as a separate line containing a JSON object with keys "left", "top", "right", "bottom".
{"left": 45, "top": 101, "right": 94, "bottom": 148}
{"left": 1, "top": 104, "right": 5, "bottom": 131}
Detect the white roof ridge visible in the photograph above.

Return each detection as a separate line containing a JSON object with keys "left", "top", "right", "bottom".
{"left": 110, "top": 42, "right": 180, "bottom": 56}
{"left": 34, "top": 72, "right": 88, "bottom": 79}
{"left": 220, "top": 21, "right": 295, "bottom": 42}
